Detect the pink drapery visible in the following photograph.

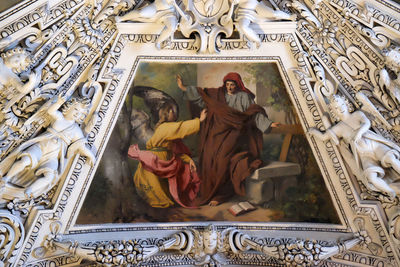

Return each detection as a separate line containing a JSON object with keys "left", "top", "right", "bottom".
{"left": 128, "top": 142, "right": 200, "bottom": 208}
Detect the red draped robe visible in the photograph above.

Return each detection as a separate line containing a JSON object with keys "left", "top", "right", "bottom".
{"left": 197, "top": 87, "right": 265, "bottom": 204}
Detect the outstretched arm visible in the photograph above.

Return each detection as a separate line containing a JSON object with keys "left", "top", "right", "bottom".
{"left": 160, "top": 109, "right": 206, "bottom": 140}
{"left": 221, "top": 0, "right": 239, "bottom": 25}
{"left": 20, "top": 70, "right": 41, "bottom": 94}
{"left": 352, "top": 111, "right": 371, "bottom": 142}
{"left": 199, "top": 109, "right": 207, "bottom": 122}
{"left": 176, "top": 75, "right": 187, "bottom": 91}
{"left": 67, "top": 139, "right": 95, "bottom": 166}
{"left": 79, "top": 145, "right": 96, "bottom": 166}
{"left": 47, "top": 94, "right": 68, "bottom": 120}
{"left": 177, "top": 75, "right": 206, "bottom": 108}
{"left": 308, "top": 127, "right": 340, "bottom": 145}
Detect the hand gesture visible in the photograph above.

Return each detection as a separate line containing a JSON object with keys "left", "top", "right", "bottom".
{"left": 200, "top": 109, "right": 207, "bottom": 122}
{"left": 176, "top": 75, "right": 187, "bottom": 91}
{"left": 307, "top": 127, "right": 320, "bottom": 138}
{"left": 81, "top": 147, "right": 96, "bottom": 166}
{"left": 128, "top": 144, "right": 139, "bottom": 158}
{"left": 28, "top": 71, "right": 40, "bottom": 84}
{"left": 353, "top": 131, "right": 363, "bottom": 143}
{"left": 271, "top": 122, "right": 281, "bottom": 128}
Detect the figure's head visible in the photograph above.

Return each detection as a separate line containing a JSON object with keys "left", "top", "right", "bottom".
{"left": 1, "top": 47, "right": 32, "bottom": 74}
{"left": 158, "top": 102, "right": 177, "bottom": 125}
{"left": 328, "top": 94, "right": 350, "bottom": 120}
{"left": 61, "top": 97, "right": 91, "bottom": 123}
{"left": 203, "top": 224, "right": 218, "bottom": 254}
{"left": 225, "top": 80, "right": 238, "bottom": 95}
{"left": 384, "top": 48, "right": 400, "bottom": 73}
{"left": 222, "top": 72, "right": 255, "bottom": 99}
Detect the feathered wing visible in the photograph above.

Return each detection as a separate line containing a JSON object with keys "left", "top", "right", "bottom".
{"left": 219, "top": 227, "right": 235, "bottom": 252}
{"left": 130, "top": 108, "right": 153, "bottom": 147}
{"left": 356, "top": 91, "right": 392, "bottom": 129}
{"left": 190, "top": 228, "right": 204, "bottom": 258}
{"left": 130, "top": 85, "right": 179, "bottom": 145}
{"left": 132, "top": 86, "right": 179, "bottom": 122}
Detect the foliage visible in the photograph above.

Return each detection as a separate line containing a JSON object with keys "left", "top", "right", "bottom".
{"left": 274, "top": 138, "right": 340, "bottom": 223}
{"left": 244, "top": 64, "right": 338, "bottom": 223}
{"left": 133, "top": 62, "right": 197, "bottom": 121}
{"left": 78, "top": 173, "right": 113, "bottom": 223}
{"left": 261, "top": 135, "right": 283, "bottom": 161}
{"left": 244, "top": 64, "right": 290, "bottom": 108}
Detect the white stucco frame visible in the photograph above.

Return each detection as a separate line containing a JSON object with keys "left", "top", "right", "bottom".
{"left": 0, "top": 0, "right": 400, "bottom": 266}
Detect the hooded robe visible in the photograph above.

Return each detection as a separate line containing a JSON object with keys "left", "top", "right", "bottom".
{"left": 186, "top": 72, "right": 272, "bottom": 204}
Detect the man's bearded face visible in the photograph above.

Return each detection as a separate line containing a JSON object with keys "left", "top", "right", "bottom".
{"left": 225, "top": 80, "right": 237, "bottom": 95}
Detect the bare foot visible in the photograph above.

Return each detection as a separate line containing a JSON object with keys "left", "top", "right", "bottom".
{"left": 208, "top": 200, "right": 219, "bottom": 206}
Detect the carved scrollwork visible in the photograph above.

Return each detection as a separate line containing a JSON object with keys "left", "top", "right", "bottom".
{"left": 116, "top": 0, "right": 294, "bottom": 52}
{"left": 389, "top": 208, "right": 400, "bottom": 252}
{"left": 347, "top": 18, "right": 393, "bottom": 50}
{"left": 226, "top": 230, "right": 361, "bottom": 267}
{"left": 40, "top": 223, "right": 187, "bottom": 266}
{"left": 0, "top": 0, "right": 123, "bottom": 215}
{"left": 40, "top": 225, "right": 361, "bottom": 267}
{"left": 353, "top": 217, "right": 383, "bottom": 256}
{"left": 0, "top": 210, "right": 24, "bottom": 265}
{"left": 6, "top": 187, "right": 54, "bottom": 217}
{"left": 1, "top": 0, "right": 400, "bottom": 266}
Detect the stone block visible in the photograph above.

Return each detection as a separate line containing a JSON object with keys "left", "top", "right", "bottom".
{"left": 246, "top": 161, "right": 301, "bottom": 204}
{"left": 250, "top": 161, "right": 301, "bottom": 180}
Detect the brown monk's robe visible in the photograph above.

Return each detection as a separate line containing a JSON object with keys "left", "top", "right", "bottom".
{"left": 197, "top": 87, "right": 266, "bottom": 204}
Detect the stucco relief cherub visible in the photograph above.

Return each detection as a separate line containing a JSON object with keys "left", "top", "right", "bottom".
{"left": 379, "top": 47, "right": 400, "bottom": 106}
{"left": 231, "top": 0, "right": 295, "bottom": 47}
{"left": 0, "top": 47, "right": 41, "bottom": 111}
{"left": 309, "top": 95, "right": 400, "bottom": 199}
{"left": 0, "top": 94, "right": 96, "bottom": 203}
{"left": 190, "top": 224, "right": 232, "bottom": 265}
{"left": 115, "top": 0, "right": 185, "bottom": 49}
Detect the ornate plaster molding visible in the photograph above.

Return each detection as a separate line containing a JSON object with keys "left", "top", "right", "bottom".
{"left": 115, "top": 0, "right": 295, "bottom": 52}
{"left": 0, "top": 210, "right": 24, "bottom": 265}
{"left": 0, "top": 0, "right": 399, "bottom": 266}
{"left": 37, "top": 223, "right": 360, "bottom": 266}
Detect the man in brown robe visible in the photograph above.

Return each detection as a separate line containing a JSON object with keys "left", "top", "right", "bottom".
{"left": 177, "top": 72, "right": 279, "bottom": 205}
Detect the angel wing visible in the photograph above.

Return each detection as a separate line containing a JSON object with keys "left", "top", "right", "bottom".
{"left": 191, "top": 228, "right": 203, "bottom": 249}
{"left": 130, "top": 85, "right": 179, "bottom": 144}
{"left": 356, "top": 91, "right": 393, "bottom": 129}
{"left": 130, "top": 108, "right": 153, "bottom": 147}
{"left": 132, "top": 85, "right": 179, "bottom": 121}
{"left": 379, "top": 68, "right": 400, "bottom": 106}
{"left": 218, "top": 227, "right": 235, "bottom": 252}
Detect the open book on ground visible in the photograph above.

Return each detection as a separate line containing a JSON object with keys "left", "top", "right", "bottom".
{"left": 228, "top": 201, "right": 256, "bottom": 216}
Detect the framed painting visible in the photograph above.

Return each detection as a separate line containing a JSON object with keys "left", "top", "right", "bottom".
{"left": 0, "top": 0, "right": 399, "bottom": 266}
{"left": 77, "top": 60, "right": 340, "bottom": 224}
